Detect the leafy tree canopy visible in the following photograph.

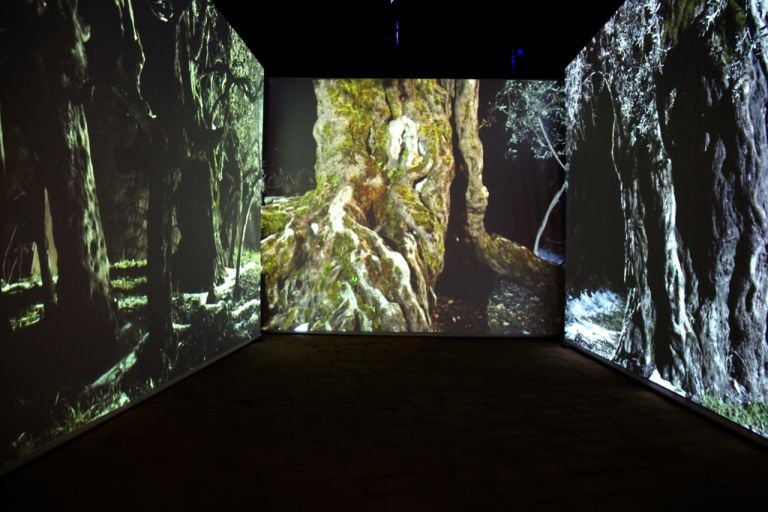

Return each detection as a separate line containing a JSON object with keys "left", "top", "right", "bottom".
{"left": 494, "top": 80, "right": 565, "bottom": 165}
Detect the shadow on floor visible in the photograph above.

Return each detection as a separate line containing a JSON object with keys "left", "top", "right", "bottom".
{"left": 2, "top": 333, "right": 767, "bottom": 510}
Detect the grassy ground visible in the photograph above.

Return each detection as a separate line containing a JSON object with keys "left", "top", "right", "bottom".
{"left": 3, "top": 253, "right": 262, "bottom": 468}
{"left": 701, "top": 396, "right": 768, "bottom": 438}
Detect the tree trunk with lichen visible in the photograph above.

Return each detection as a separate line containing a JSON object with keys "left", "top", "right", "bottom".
{"left": 453, "top": 80, "right": 563, "bottom": 320}
{"left": 567, "top": 0, "right": 768, "bottom": 401}
{"left": 262, "top": 79, "right": 455, "bottom": 331}
{"left": 263, "top": 79, "right": 564, "bottom": 332}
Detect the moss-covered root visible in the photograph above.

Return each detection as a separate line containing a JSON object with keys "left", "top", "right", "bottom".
{"left": 262, "top": 79, "right": 456, "bottom": 332}
{"left": 262, "top": 185, "right": 430, "bottom": 331}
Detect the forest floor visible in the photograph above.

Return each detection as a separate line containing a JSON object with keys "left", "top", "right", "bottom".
{"left": 432, "top": 277, "right": 561, "bottom": 336}
{"left": 1, "top": 252, "right": 261, "bottom": 469}
{"left": 564, "top": 288, "right": 768, "bottom": 439}
{"left": 564, "top": 288, "right": 625, "bottom": 358}
{"left": 432, "top": 296, "right": 488, "bottom": 333}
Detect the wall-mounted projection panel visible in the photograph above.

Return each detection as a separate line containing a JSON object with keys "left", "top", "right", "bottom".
{"left": 0, "top": 0, "right": 263, "bottom": 470}
{"left": 565, "top": 0, "right": 768, "bottom": 437}
{"left": 262, "top": 78, "right": 565, "bottom": 336}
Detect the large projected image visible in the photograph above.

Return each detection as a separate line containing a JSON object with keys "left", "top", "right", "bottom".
{"left": 565, "top": 0, "right": 768, "bottom": 435}
{"left": 263, "top": 79, "right": 565, "bottom": 335}
{"left": 0, "top": 0, "right": 263, "bottom": 469}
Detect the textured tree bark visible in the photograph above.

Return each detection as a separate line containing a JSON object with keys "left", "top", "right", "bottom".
{"left": 32, "top": 1, "right": 119, "bottom": 361}
{"left": 142, "top": 0, "right": 221, "bottom": 354}
{"left": 139, "top": 0, "right": 261, "bottom": 353}
{"left": 168, "top": 2, "right": 226, "bottom": 295}
{"left": 147, "top": 163, "right": 177, "bottom": 359}
{"left": 139, "top": 2, "right": 182, "bottom": 361}
{"left": 262, "top": 79, "right": 455, "bottom": 331}
{"left": 453, "top": 80, "right": 563, "bottom": 311}
{"left": 173, "top": 157, "right": 225, "bottom": 293}
{"left": 78, "top": 0, "right": 154, "bottom": 264}
{"left": 657, "top": 1, "right": 768, "bottom": 398}
{"left": 567, "top": 0, "right": 768, "bottom": 401}
{"left": 264, "top": 78, "right": 566, "bottom": 332}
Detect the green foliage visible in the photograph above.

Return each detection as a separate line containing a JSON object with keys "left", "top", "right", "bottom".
{"left": 325, "top": 79, "right": 389, "bottom": 165}
{"left": 111, "top": 259, "right": 147, "bottom": 270}
{"left": 11, "top": 381, "right": 150, "bottom": 459}
{"left": 701, "top": 396, "right": 768, "bottom": 435}
{"left": 261, "top": 209, "right": 292, "bottom": 237}
{"left": 111, "top": 275, "right": 147, "bottom": 292}
{"left": 239, "top": 248, "right": 261, "bottom": 266}
{"left": 663, "top": 0, "right": 701, "bottom": 47}
{"left": 494, "top": 80, "right": 566, "bottom": 162}
{"left": 117, "top": 294, "right": 148, "bottom": 313}
{"left": 53, "top": 389, "right": 132, "bottom": 437}
{"left": 9, "top": 303, "right": 44, "bottom": 331}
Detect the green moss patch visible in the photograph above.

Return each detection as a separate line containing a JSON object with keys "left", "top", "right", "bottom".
{"left": 701, "top": 396, "right": 768, "bottom": 435}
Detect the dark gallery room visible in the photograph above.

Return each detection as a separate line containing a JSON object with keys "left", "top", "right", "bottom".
{"left": 2, "top": 0, "right": 768, "bottom": 509}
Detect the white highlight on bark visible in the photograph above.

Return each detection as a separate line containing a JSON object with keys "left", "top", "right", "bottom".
{"left": 414, "top": 176, "right": 427, "bottom": 194}
{"left": 329, "top": 186, "right": 352, "bottom": 233}
{"left": 659, "top": 163, "right": 694, "bottom": 350}
{"left": 370, "top": 229, "right": 428, "bottom": 328}
{"left": 387, "top": 115, "right": 419, "bottom": 169}
{"left": 649, "top": 369, "right": 682, "bottom": 393}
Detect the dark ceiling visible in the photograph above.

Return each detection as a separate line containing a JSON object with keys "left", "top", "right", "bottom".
{"left": 213, "top": 0, "right": 626, "bottom": 78}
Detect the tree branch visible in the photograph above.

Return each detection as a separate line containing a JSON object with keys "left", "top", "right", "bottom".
{"left": 533, "top": 179, "right": 566, "bottom": 256}
{"left": 538, "top": 116, "right": 567, "bottom": 171}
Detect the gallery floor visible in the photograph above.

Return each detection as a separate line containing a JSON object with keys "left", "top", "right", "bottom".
{"left": 2, "top": 333, "right": 767, "bottom": 510}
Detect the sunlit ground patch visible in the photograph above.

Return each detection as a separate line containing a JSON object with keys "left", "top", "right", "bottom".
{"left": 565, "top": 289, "right": 625, "bottom": 358}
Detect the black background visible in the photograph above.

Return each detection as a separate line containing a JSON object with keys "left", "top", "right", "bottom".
{"left": 213, "top": 0, "right": 625, "bottom": 78}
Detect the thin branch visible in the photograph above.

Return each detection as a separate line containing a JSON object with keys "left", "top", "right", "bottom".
{"left": 538, "top": 116, "right": 567, "bottom": 171}
{"left": 533, "top": 179, "right": 567, "bottom": 256}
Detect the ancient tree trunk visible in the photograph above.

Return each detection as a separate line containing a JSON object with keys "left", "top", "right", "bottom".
{"left": 2, "top": 1, "right": 119, "bottom": 354}
{"left": 453, "top": 80, "right": 563, "bottom": 308}
{"left": 656, "top": 1, "right": 768, "bottom": 399}
{"left": 168, "top": 2, "right": 226, "bottom": 295}
{"left": 140, "top": 0, "right": 218, "bottom": 351}
{"left": 137, "top": 2, "right": 181, "bottom": 358}
{"left": 80, "top": 0, "right": 149, "bottom": 262}
{"left": 35, "top": 1, "right": 118, "bottom": 352}
{"left": 568, "top": 0, "right": 768, "bottom": 401}
{"left": 45, "top": 94, "right": 118, "bottom": 342}
{"left": 262, "top": 79, "right": 455, "bottom": 331}
{"left": 174, "top": 158, "right": 225, "bottom": 293}
{"left": 147, "top": 163, "right": 176, "bottom": 360}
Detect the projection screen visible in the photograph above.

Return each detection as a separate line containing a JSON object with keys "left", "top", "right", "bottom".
{"left": 0, "top": 0, "right": 263, "bottom": 470}
{"left": 262, "top": 78, "right": 566, "bottom": 336}
{"left": 565, "top": 0, "right": 768, "bottom": 438}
